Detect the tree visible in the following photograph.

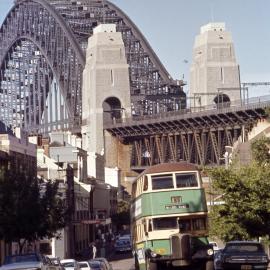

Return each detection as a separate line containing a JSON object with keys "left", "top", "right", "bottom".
{"left": 251, "top": 136, "right": 270, "bottom": 166}
{"left": 111, "top": 200, "right": 130, "bottom": 231}
{"left": 208, "top": 136, "right": 270, "bottom": 242}
{"left": 0, "top": 169, "right": 67, "bottom": 253}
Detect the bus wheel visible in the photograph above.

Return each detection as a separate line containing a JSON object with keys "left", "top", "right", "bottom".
{"left": 205, "top": 260, "right": 214, "bottom": 270}
{"left": 146, "top": 259, "right": 157, "bottom": 270}
{"left": 134, "top": 253, "right": 139, "bottom": 270}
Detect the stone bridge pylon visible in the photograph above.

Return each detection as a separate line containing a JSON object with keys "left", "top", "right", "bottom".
{"left": 81, "top": 24, "right": 132, "bottom": 180}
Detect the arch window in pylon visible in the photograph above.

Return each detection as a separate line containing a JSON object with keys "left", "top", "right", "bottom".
{"left": 213, "top": 93, "right": 231, "bottom": 108}
{"left": 103, "top": 97, "right": 122, "bottom": 124}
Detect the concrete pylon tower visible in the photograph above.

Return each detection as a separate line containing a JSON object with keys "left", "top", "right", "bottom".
{"left": 81, "top": 24, "right": 131, "bottom": 180}
{"left": 189, "top": 22, "right": 241, "bottom": 108}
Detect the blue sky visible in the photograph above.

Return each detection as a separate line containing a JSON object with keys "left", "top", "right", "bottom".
{"left": 1, "top": 0, "right": 270, "bottom": 96}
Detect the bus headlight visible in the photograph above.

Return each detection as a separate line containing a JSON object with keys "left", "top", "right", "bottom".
{"left": 150, "top": 251, "right": 157, "bottom": 257}
{"left": 145, "top": 248, "right": 161, "bottom": 258}
{"left": 261, "top": 256, "right": 268, "bottom": 263}
{"left": 207, "top": 248, "right": 214, "bottom": 256}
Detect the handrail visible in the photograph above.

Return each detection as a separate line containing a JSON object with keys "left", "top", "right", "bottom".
{"left": 104, "top": 95, "right": 270, "bottom": 128}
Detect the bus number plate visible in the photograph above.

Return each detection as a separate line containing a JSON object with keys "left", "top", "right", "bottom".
{"left": 171, "top": 196, "right": 182, "bottom": 203}
{"left": 241, "top": 265, "right": 251, "bottom": 270}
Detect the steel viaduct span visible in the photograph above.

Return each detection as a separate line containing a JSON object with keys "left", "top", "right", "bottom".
{"left": 0, "top": 0, "right": 269, "bottom": 169}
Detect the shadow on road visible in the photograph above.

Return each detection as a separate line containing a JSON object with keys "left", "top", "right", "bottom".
{"left": 108, "top": 251, "right": 133, "bottom": 262}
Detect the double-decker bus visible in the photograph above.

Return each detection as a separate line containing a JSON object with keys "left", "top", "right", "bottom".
{"left": 130, "top": 162, "right": 214, "bottom": 270}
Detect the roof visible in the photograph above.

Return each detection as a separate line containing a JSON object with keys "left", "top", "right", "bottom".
{"left": 143, "top": 162, "right": 199, "bottom": 175}
{"left": 60, "top": 259, "right": 76, "bottom": 262}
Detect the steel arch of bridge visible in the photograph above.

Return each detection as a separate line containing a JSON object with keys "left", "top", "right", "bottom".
{"left": 0, "top": 0, "right": 185, "bottom": 133}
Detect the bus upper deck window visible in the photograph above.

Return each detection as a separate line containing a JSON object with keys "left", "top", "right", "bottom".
{"left": 143, "top": 175, "right": 148, "bottom": 191}
{"left": 176, "top": 173, "right": 198, "bottom": 188}
{"left": 152, "top": 174, "right": 173, "bottom": 190}
{"left": 132, "top": 182, "right": 137, "bottom": 197}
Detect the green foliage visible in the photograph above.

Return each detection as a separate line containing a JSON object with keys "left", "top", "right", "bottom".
{"left": 208, "top": 136, "right": 270, "bottom": 242}
{"left": 111, "top": 200, "right": 130, "bottom": 230}
{"left": 38, "top": 180, "right": 67, "bottom": 239}
{"left": 116, "top": 199, "right": 130, "bottom": 213}
{"left": 264, "top": 107, "right": 270, "bottom": 121}
{"left": 0, "top": 169, "right": 67, "bottom": 252}
{"left": 251, "top": 136, "right": 270, "bottom": 166}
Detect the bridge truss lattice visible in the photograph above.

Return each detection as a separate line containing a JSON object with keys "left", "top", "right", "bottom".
{"left": 0, "top": 0, "right": 185, "bottom": 134}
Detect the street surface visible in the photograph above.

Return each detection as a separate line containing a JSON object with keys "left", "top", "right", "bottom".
{"left": 109, "top": 251, "right": 134, "bottom": 270}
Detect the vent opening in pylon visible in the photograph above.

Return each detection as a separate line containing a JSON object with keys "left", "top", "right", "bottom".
{"left": 103, "top": 97, "right": 122, "bottom": 124}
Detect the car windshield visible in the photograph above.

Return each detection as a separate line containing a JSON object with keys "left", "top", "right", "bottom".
{"left": 4, "top": 254, "right": 39, "bottom": 264}
{"left": 115, "top": 237, "right": 130, "bottom": 244}
{"left": 50, "top": 259, "right": 60, "bottom": 265}
{"left": 62, "top": 262, "right": 75, "bottom": 267}
{"left": 79, "top": 262, "right": 88, "bottom": 268}
{"left": 89, "top": 261, "right": 101, "bottom": 269}
{"left": 225, "top": 243, "right": 263, "bottom": 253}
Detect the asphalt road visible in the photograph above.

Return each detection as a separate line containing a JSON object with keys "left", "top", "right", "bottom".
{"left": 108, "top": 251, "right": 134, "bottom": 270}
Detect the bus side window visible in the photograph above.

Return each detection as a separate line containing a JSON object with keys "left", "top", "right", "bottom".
{"left": 148, "top": 219, "right": 153, "bottom": 232}
{"left": 143, "top": 219, "right": 148, "bottom": 236}
{"left": 143, "top": 175, "right": 148, "bottom": 191}
{"left": 132, "top": 182, "right": 137, "bottom": 198}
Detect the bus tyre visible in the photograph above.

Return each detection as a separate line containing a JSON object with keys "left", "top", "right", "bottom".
{"left": 205, "top": 260, "right": 214, "bottom": 270}
{"left": 134, "top": 256, "right": 139, "bottom": 270}
{"left": 146, "top": 259, "right": 157, "bottom": 270}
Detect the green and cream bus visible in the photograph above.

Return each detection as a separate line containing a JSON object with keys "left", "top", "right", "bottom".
{"left": 130, "top": 162, "right": 214, "bottom": 270}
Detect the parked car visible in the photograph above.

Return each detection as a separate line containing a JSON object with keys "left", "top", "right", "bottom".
{"left": 60, "top": 259, "right": 80, "bottom": 270}
{"left": 47, "top": 256, "right": 65, "bottom": 270}
{"left": 214, "top": 249, "right": 223, "bottom": 270}
{"left": 88, "top": 260, "right": 106, "bottom": 270}
{"left": 0, "top": 253, "right": 57, "bottom": 270}
{"left": 210, "top": 241, "right": 219, "bottom": 252}
{"left": 78, "top": 261, "right": 91, "bottom": 270}
{"left": 220, "top": 241, "right": 269, "bottom": 270}
{"left": 92, "top": 258, "right": 112, "bottom": 270}
{"left": 114, "top": 236, "right": 132, "bottom": 253}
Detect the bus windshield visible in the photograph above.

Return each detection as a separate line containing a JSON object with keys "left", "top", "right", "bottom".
{"left": 152, "top": 217, "right": 206, "bottom": 231}
{"left": 176, "top": 173, "right": 198, "bottom": 188}
{"left": 153, "top": 217, "right": 178, "bottom": 230}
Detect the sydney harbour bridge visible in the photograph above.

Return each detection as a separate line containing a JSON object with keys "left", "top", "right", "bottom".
{"left": 0, "top": 0, "right": 184, "bottom": 132}
{"left": 0, "top": 0, "right": 269, "bottom": 168}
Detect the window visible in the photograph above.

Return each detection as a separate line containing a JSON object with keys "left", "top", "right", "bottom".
{"left": 153, "top": 217, "right": 177, "bottom": 230}
{"left": 179, "top": 219, "right": 191, "bottom": 232}
{"left": 148, "top": 219, "right": 153, "bottom": 232}
{"left": 143, "top": 175, "right": 148, "bottom": 191}
{"left": 192, "top": 218, "right": 206, "bottom": 230}
{"left": 225, "top": 244, "right": 263, "bottom": 253}
{"left": 176, "top": 173, "right": 198, "bottom": 188}
{"left": 152, "top": 174, "right": 173, "bottom": 190}
{"left": 132, "top": 182, "right": 137, "bottom": 198}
